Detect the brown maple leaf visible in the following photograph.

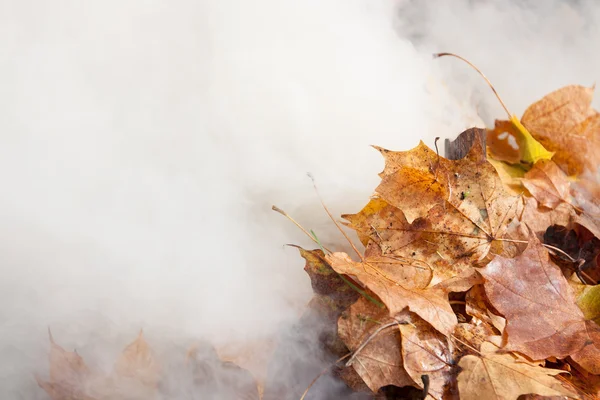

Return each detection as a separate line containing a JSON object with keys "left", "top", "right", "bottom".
{"left": 522, "top": 159, "right": 572, "bottom": 209}
{"left": 373, "top": 136, "right": 520, "bottom": 262}
{"left": 36, "top": 330, "right": 162, "bottom": 400}
{"left": 479, "top": 233, "right": 600, "bottom": 374}
{"left": 35, "top": 329, "right": 97, "bottom": 400}
{"left": 458, "top": 342, "right": 579, "bottom": 400}
{"left": 186, "top": 342, "right": 260, "bottom": 400}
{"left": 397, "top": 313, "right": 456, "bottom": 399}
{"left": 327, "top": 250, "right": 459, "bottom": 337}
{"left": 520, "top": 85, "right": 600, "bottom": 176}
{"left": 374, "top": 141, "right": 457, "bottom": 223}
{"left": 520, "top": 197, "right": 575, "bottom": 237}
{"left": 337, "top": 296, "right": 415, "bottom": 393}
{"left": 113, "top": 330, "right": 161, "bottom": 388}
{"left": 465, "top": 284, "right": 506, "bottom": 337}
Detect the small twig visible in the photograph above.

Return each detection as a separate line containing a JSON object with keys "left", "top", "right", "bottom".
{"left": 434, "top": 52, "right": 511, "bottom": 118}
{"left": 299, "top": 353, "right": 352, "bottom": 400}
{"left": 543, "top": 244, "right": 577, "bottom": 262}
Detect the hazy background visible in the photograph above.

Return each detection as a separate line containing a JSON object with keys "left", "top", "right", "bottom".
{"left": 0, "top": 0, "right": 599, "bottom": 397}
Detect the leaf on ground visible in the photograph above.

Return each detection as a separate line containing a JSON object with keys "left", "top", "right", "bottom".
{"left": 36, "top": 330, "right": 95, "bottom": 400}
{"left": 337, "top": 296, "right": 414, "bottom": 393}
{"left": 373, "top": 141, "right": 454, "bottom": 224}
{"left": 217, "top": 339, "right": 276, "bottom": 400}
{"left": 373, "top": 138, "right": 520, "bottom": 262}
{"left": 521, "top": 85, "right": 600, "bottom": 176}
{"left": 479, "top": 233, "right": 600, "bottom": 373}
{"left": 114, "top": 330, "right": 161, "bottom": 388}
{"left": 486, "top": 120, "right": 524, "bottom": 165}
{"left": 458, "top": 342, "right": 579, "bottom": 400}
{"left": 487, "top": 156, "right": 525, "bottom": 195}
{"left": 523, "top": 160, "right": 572, "bottom": 209}
{"left": 576, "top": 284, "right": 600, "bottom": 325}
{"left": 344, "top": 198, "right": 498, "bottom": 283}
{"left": 397, "top": 313, "right": 455, "bottom": 399}
{"left": 486, "top": 118, "right": 554, "bottom": 166}
{"left": 187, "top": 342, "right": 260, "bottom": 400}
{"left": 327, "top": 251, "right": 458, "bottom": 337}
{"left": 465, "top": 285, "right": 506, "bottom": 336}
{"left": 298, "top": 247, "right": 361, "bottom": 306}
{"left": 520, "top": 197, "right": 574, "bottom": 236}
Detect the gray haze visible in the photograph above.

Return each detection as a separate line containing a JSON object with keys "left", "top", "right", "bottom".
{"left": 0, "top": 0, "right": 599, "bottom": 398}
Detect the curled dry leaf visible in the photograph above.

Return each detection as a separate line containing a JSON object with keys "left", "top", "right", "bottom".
{"left": 36, "top": 331, "right": 167, "bottom": 400}
{"left": 520, "top": 197, "right": 574, "bottom": 236}
{"left": 480, "top": 233, "right": 600, "bottom": 374}
{"left": 337, "top": 296, "right": 414, "bottom": 393}
{"left": 187, "top": 342, "right": 260, "bottom": 400}
{"left": 576, "top": 284, "right": 600, "bottom": 325}
{"left": 344, "top": 198, "right": 492, "bottom": 283}
{"left": 114, "top": 330, "right": 161, "bottom": 388}
{"left": 398, "top": 313, "right": 456, "bottom": 399}
{"left": 374, "top": 135, "right": 520, "bottom": 243}
{"left": 327, "top": 251, "right": 458, "bottom": 337}
{"left": 35, "top": 329, "right": 95, "bottom": 400}
{"left": 465, "top": 284, "right": 506, "bottom": 336}
{"left": 521, "top": 85, "right": 600, "bottom": 176}
{"left": 522, "top": 159, "right": 572, "bottom": 209}
{"left": 458, "top": 342, "right": 579, "bottom": 400}
{"left": 373, "top": 141, "right": 454, "bottom": 224}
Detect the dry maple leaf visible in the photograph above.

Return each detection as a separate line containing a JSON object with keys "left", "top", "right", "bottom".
{"left": 373, "top": 136, "right": 520, "bottom": 262}
{"left": 344, "top": 198, "right": 494, "bottom": 279}
{"left": 520, "top": 85, "right": 600, "bottom": 176}
{"left": 373, "top": 141, "right": 455, "bottom": 224}
{"left": 327, "top": 250, "right": 459, "bottom": 337}
{"left": 337, "top": 296, "right": 415, "bottom": 393}
{"left": 35, "top": 329, "right": 96, "bottom": 400}
{"left": 522, "top": 159, "right": 572, "bottom": 209}
{"left": 397, "top": 313, "right": 456, "bottom": 399}
{"left": 520, "top": 197, "right": 575, "bottom": 237}
{"left": 576, "top": 284, "right": 600, "bottom": 326}
{"left": 465, "top": 284, "right": 506, "bottom": 337}
{"left": 479, "top": 233, "right": 600, "bottom": 374}
{"left": 113, "top": 330, "right": 161, "bottom": 388}
{"left": 186, "top": 342, "right": 260, "bottom": 400}
{"left": 37, "top": 331, "right": 162, "bottom": 400}
{"left": 458, "top": 342, "right": 579, "bottom": 400}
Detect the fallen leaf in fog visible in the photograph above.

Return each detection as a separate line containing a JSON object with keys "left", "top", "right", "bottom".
{"left": 35, "top": 330, "right": 96, "bottom": 400}
{"left": 480, "top": 234, "right": 600, "bottom": 373}
{"left": 327, "top": 251, "right": 458, "bottom": 337}
{"left": 522, "top": 159, "right": 572, "bottom": 209}
{"left": 114, "top": 330, "right": 161, "bottom": 388}
{"left": 337, "top": 296, "right": 415, "bottom": 393}
{"left": 520, "top": 197, "right": 574, "bottom": 236}
{"left": 521, "top": 85, "right": 600, "bottom": 176}
{"left": 487, "top": 118, "right": 554, "bottom": 166}
{"left": 187, "top": 342, "right": 260, "bottom": 400}
{"left": 375, "top": 139, "right": 520, "bottom": 247}
{"left": 398, "top": 313, "right": 455, "bottom": 399}
{"left": 458, "top": 342, "right": 579, "bottom": 400}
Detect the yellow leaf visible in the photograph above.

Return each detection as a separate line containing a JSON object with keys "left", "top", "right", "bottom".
{"left": 509, "top": 115, "right": 554, "bottom": 164}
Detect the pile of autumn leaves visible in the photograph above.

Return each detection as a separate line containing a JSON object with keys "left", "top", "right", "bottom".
{"left": 297, "top": 85, "right": 600, "bottom": 399}
{"left": 36, "top": 85, "right": 600, "bottom": 400}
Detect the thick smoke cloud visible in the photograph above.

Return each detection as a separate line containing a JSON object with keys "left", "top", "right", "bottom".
{"left": 0, "top": 0, "right": 598, "bottom": 397}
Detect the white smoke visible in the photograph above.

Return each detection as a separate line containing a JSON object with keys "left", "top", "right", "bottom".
{"left": 0, "top": 0, "right": 598, "bottom": 398}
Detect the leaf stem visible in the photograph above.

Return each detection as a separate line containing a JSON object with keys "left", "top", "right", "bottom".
{"left": 434, "top": 52, "right": 511, "bottom": 118}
